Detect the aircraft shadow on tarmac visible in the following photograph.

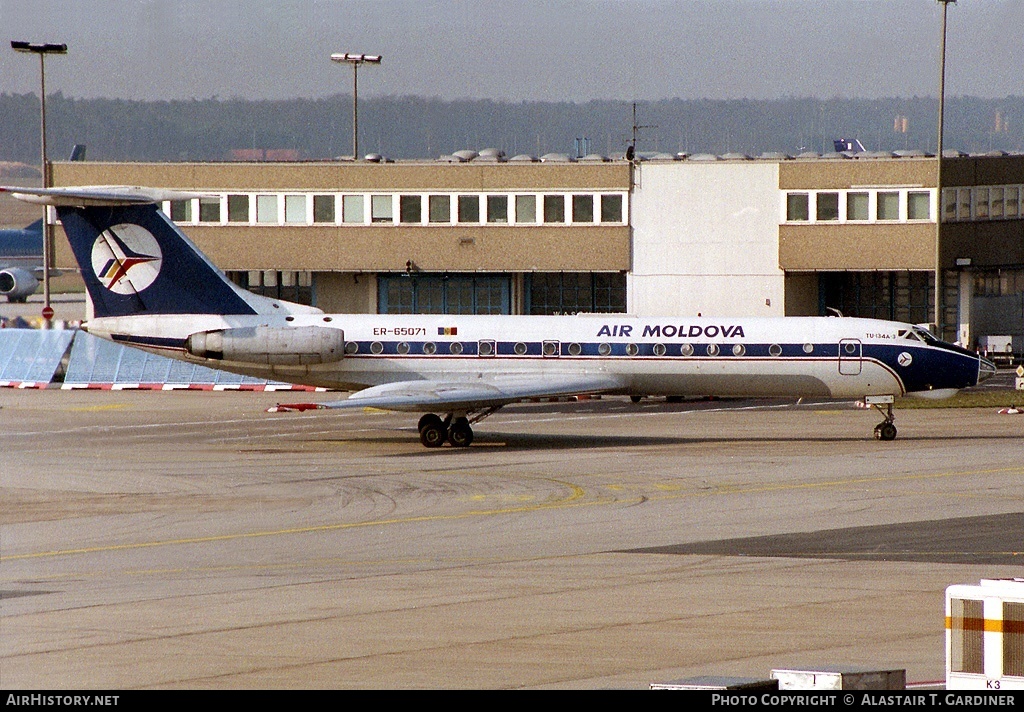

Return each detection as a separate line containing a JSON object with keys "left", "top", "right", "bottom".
{"left": 370, "top": 426, "right": 1024, "bottom": 454}
{"left": 624, "top": 511, "right": 1024, "bottom": 566}
{"left": 338, "top": 428, "right": 1024, "bottom": 454}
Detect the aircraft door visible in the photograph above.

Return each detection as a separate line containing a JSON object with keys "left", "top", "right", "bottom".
{"left": 838, "top": 338, "right": 862, "bottom": 375}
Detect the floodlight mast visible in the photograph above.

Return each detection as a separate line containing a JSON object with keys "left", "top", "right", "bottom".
{"left": 11, "top": 41, "right": 67, "bottom": 327}
{"left": 330, "top": 53, "right": 382, "bottom": 160}
{"left": 934, "top": 1, "right": 955, "bottom": 341}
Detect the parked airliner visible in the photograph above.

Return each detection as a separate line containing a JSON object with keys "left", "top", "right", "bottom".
{"left": 0, "top": 218, "right": 42, "bottom": 302}
{"left": 1, "top": 184, "right": 995, "bottom": 447}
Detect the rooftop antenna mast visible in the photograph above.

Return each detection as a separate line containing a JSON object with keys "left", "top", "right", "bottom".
{"left": 626, "top": 101, "right": 656, "bottom": 161}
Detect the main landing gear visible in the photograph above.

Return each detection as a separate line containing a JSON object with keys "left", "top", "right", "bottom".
{"left": 417, "top": 408, "right": 499, "bottom": 448}
{"left": 865, "top": 395, "right": 898, "bottom": 441}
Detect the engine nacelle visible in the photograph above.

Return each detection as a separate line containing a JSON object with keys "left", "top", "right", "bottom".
{"left": 0, "top": 267, "right": 39, "bottom": 302}
{"left": 185, "top": 325, "right": 345, "bottom": 365}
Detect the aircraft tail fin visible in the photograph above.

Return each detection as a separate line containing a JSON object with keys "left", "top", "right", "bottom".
{"left": 1, "top": 185, "right": 319, "bottom": 319}
{"left": 833, "top": 138, "right": 866, "bottom": 154}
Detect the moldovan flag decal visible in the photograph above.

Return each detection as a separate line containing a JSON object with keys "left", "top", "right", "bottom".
{"left": 438, "top": 326, "right": 458, "bottom": 336}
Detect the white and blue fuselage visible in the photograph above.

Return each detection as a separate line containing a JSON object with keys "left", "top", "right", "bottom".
{"left": 87, "top": 311, "right": 988, "bottom": 401}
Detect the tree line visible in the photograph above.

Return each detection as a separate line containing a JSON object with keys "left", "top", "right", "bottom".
{"left": 1, "top": 92, "right": 1021, "bottom": 165}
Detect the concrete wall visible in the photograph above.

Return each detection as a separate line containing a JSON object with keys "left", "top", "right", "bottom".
{"left": 312, "top": 272, "right": 376, "bottom": 313}
{"left": 629, "top": 161, "right": 784, "bottom": 317}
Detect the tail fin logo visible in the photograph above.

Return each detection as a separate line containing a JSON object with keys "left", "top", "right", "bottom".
{"left": 90, "top": 224, "right": 162, "bottom": 295}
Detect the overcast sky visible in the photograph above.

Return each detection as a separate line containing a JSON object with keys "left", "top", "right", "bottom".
{"left": 1, "top": 0, "right": 1019, "bottom": 103}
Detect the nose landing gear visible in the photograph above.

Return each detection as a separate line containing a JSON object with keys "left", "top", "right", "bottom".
{"left": 864, "top": 395, "right": 898, "bottom": 441}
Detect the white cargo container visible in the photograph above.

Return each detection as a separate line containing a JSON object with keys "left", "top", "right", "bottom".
{"left": 946, "top": 578, "right": 1024, "bottom": 690}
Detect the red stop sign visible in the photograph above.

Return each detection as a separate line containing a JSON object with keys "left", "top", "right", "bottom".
{"left": 41, "top": 306, "right": 55, "bottom": 320}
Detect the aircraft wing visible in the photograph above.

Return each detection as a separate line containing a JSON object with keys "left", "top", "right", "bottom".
{"left": 309, "top": 374, "right": 625, "bottom": 413}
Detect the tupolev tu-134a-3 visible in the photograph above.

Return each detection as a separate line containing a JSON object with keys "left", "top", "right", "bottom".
{"left": 1, "top": 185, "right": 995, "bottom": 448}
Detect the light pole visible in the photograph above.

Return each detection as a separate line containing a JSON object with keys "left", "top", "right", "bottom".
{"left": 11, "top": 41, "right": 67, "bottom": 327}
{"left": 934, "top": 1, "right": 955, "bottom": 340}
{"left": 330, "top": 53, "right": 382, "bottom": 160}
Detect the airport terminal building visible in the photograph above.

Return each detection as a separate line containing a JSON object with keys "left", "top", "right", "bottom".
{"left": 52, "top": 150, "right": 1024, "bottom": 350}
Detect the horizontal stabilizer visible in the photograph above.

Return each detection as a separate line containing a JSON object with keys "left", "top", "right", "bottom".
{"left": 0, "top": 185, "right": 214, "bottom": 207}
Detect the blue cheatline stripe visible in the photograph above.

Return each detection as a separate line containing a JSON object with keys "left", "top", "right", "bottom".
{"left": 343, "top": 339, "right": 863, "bottom": 358}
{"left": 110, "top": 333, "right": 187, "bottom": 351}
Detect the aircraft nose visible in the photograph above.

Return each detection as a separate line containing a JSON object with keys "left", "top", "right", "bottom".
{"left": 977, "top": 356, "right": 997, "bottom": 384}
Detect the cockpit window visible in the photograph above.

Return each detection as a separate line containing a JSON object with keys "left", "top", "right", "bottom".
{"left": 911, "top": 327, "right": 939, "bottom": 344}
{"left": 898, "top": 328, "right": 926, "bottom": 342}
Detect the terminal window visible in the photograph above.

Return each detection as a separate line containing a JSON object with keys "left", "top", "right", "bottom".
{"left": 990, "top": 188, "right": 1004, "bottom": 219}
{"left": 958, "top": 188, "right": 972, "bottom": 220}
{"left": 313, "top": 195, "right": 335, "bottom": 223}
{"left": 847, "top": 192, "right": 869, "bottom": 221}
{"left": 256, "top": 195, "right": 278, "bottom": 223}
{"left": 907, "top": 191, "right": 931, "bottom": 220}
{"left": 342, "top": 195, "right": 364, "bottom": 223}
{"left": 399, "top": 195, "right": 421, "bottom": 224}
{"left": 1006, "top": 187, "right": 1020, "bottom": 217}
{"left": 170, "top": 199, "right": 192, "bottom": 222}
{"left": 786, "top": 193, "right": 809, "bottom": 221}
{"left": 284, "top": 194, "right": 306, "bottom": 224}
{"left": 458, "top": 195, "right": 480, "bottom": 223}
{"left": 572, "top": 195, "right": 594, "bottom": 223}
{"left": 527, "top": 272, "right": 626, "bottom": 315}
{"left": 975, "top": 188, "right": 990, "bottom": 219}
{"left": 378, "top": 274, "right": 511, "bottom": 315}
{"left": 876, "top": 192, "right": 899, "bottom": 221}
{"left": 429, "top": 195, "right": 450, "bottom": 223}
{"left": 601, "top": 194, "right": 623, "bottom": 222}
{"left": 487, "top": 195, "right": 508, "bottom": 223}
{"left": 515, "top": 195, "right": 537, "bottom": 223}
{"left": 199, "top": 197, "right": 221, "bottom": 223}
{"left": 543, "top": 195, "right": 565, "bottom": 223}
{"left": 227, "top": 195, "right": 249, "bottom": 222}
{"left": 816, "top": 192, "right": 839, "bottom": 221}
{"left": 371, "top": 195, "right": 393, "bottom": 223}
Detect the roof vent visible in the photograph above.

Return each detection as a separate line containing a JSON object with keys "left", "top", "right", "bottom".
{"left": 855, "top": 151, "right": 897, "bottom": 159}
{"left": 477, "top": 148, "right": 506, "bottom": 162}
{"left": 508, "top": 154, "right": 540, "bottom": 163}
{"left": 540, "top": 153, "right": 572, "bottom": 162}
{"left": 451, "top": 149, "right": 478, "bottom": 162}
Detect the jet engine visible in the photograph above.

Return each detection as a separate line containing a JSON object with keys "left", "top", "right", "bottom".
{"left": 0, "top": 267, "right": 40, "bottom": 303}
{"left": 185, "top": 325, "right": 345, "bottom": 365}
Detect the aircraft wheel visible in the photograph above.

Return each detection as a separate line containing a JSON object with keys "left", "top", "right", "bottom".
{"left": 874, "top": 422, "right": 897, "bottom": 441}
{"left": 448, "top": 418, "right": 474, "bottom": 447}
{"left": 630, "top": 395, "right": 642, "bottom": 404}
{"left": 420, "top": 423, "right": 448, "bottom": 448}
{"left": 418, "top": 413, "right": 444, "bottom": 433}
{"left": 419, "top": 414, "right": 448, "bottom": 448}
